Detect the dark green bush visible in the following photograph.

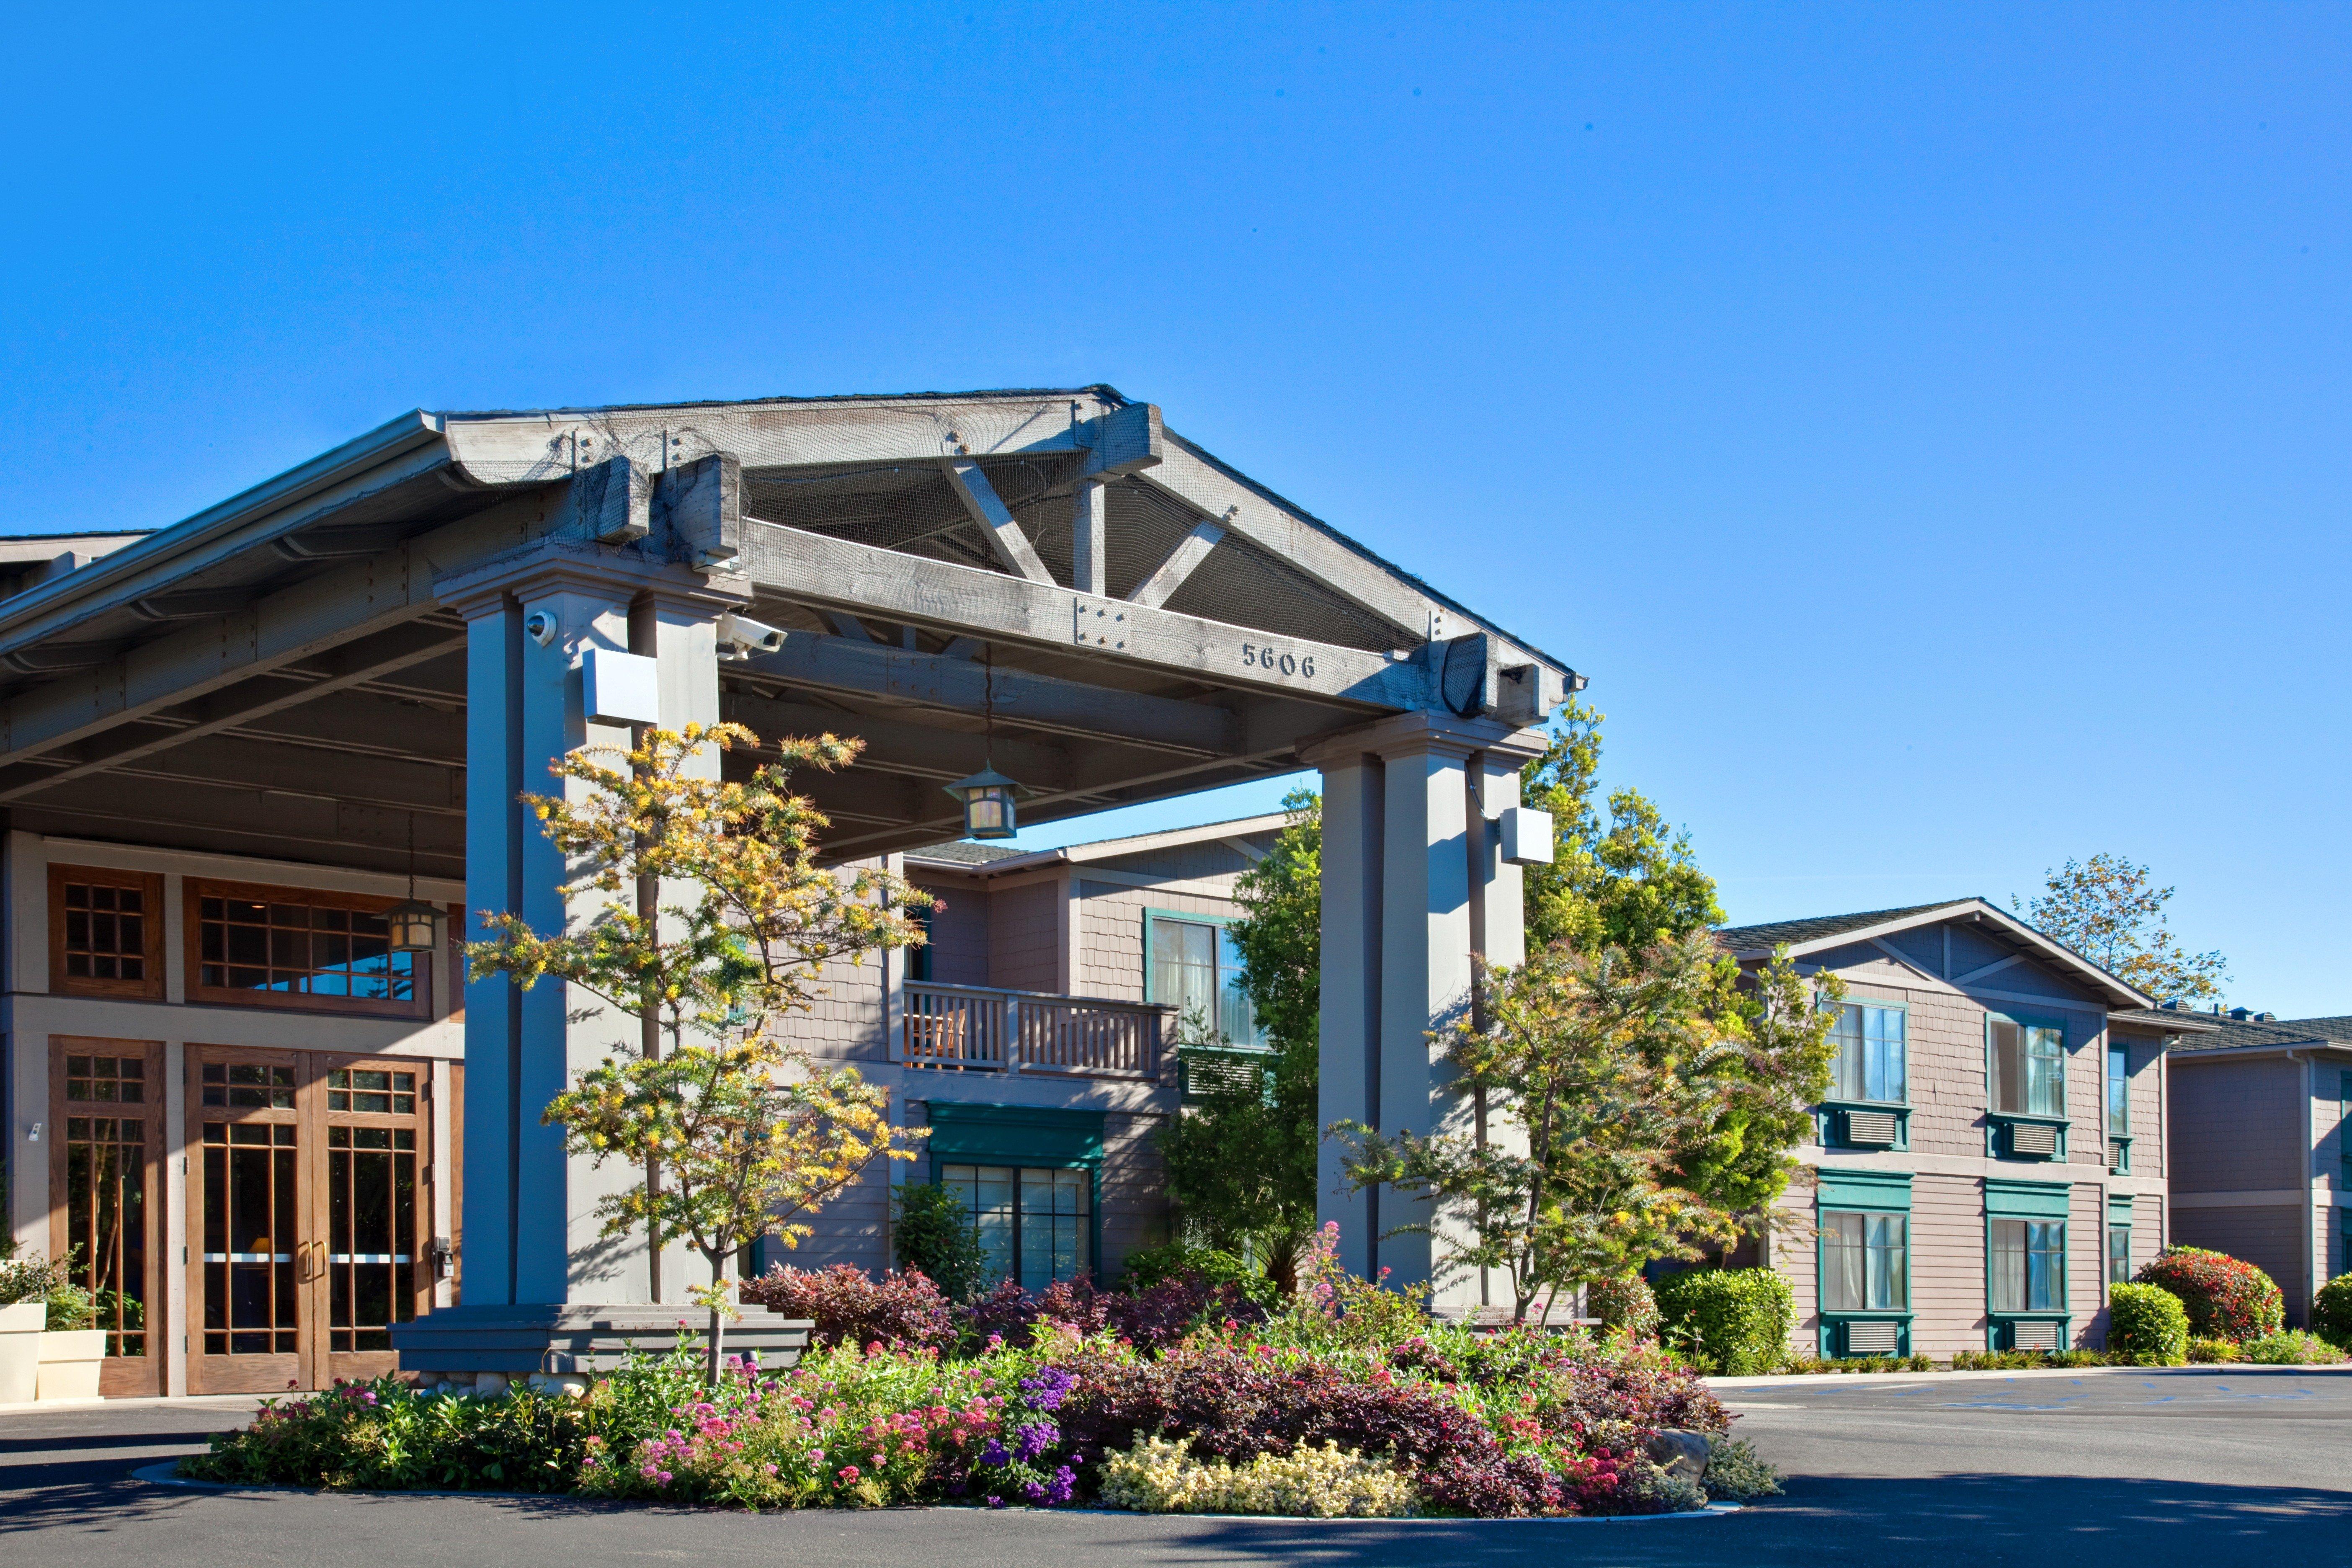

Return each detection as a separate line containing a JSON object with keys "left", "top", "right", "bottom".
{"left": 2311, "top": 1276, "right": 2352, "bottom": 1351}
{"left": 2106, "top": 1283, "right": 2189, "bottom": 1365}
{"left": 892, "top": 1180, "right": 985, "bottom": 1302}
{"left": 1651, "top": 1269, "right": 1792, "bottom": 1375}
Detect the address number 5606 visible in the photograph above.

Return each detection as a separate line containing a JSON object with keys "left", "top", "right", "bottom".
{"left": 1240, "top": 643, "right": 1315, "bottom": 679}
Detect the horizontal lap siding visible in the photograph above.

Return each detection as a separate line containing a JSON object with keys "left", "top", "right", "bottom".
{"left": 1909, "top": 1174, "right": 1988, "bottom": 1357}
{"left": 2122, "top": 1035, "right": 2165, "bottom": 1176}
{"left": 1839, "top": 976, "right": 1987, "bottom": 1159}
{"left": 2173, "top": 1203, "right": 2305, "bottom": 1320}
{"left": 1777, "top": 1189, "right": 1817, "bottom": 1353}
{"left": 2073, "top": 1182, "right": 2107, "bottom": 1347}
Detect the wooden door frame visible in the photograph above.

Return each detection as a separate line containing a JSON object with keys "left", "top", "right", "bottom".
{"left": 183, "top": 1043, "right": 311, "bottom": 1395}
{"left": 46, "top": 1035, "right": 167, "bottom": 1398}
{"left": 314, "top": 1050, "right": 436, "bottom": 1387}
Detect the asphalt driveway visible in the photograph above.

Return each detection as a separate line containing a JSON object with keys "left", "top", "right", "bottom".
{"left": 3, "top": 1367, "right": 2347, "bottom": 1566}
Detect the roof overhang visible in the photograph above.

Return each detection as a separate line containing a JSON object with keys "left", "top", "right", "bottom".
{"left": 905, "top": 811, "right": 1291, "bottom": 878}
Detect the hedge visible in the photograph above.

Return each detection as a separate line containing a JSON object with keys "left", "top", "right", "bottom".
{"left": 2104, "top": 1283, "right": 2188, "bottom": 1365}
{"left": 1651, "top": 1269, "right": 1792, "bottom": 1376}
{"left": 2311, "top": 1276, "right": 2352, "bottom": 1351}
{"left": 2133, "top": 1247, "right": 2284, "bottom": 1342}
{"left": 1586, "top": 1277, "right": 1660, "bottom": 1342}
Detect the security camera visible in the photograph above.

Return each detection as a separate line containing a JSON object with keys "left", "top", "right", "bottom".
{"left": 524, "top": 610, "right": 560, "bottom": 647}
{"left": 717, "top": 612, "right": 785, "bottom": 660}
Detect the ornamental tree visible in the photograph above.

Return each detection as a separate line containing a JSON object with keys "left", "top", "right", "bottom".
{"left": 2016, "top": 853, "right": 2227, "bottom": 1004}
{"left": 467, "top": 722, "right": 930, "bottom": 1380}
{"left": 1335, "top": 931, "right": 1838, "bottom": 1322}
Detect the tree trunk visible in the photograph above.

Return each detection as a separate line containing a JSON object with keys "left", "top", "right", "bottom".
{"left": 703, "top": 1248, "right": 730, "bottom": 1388}
{"left": 639, "top": 864, "right": 663, "bottom": 1303}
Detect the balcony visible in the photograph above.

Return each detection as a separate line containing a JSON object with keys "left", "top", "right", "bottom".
{"left": 898, "top": 982, "right": 1171, "bottom": 1080}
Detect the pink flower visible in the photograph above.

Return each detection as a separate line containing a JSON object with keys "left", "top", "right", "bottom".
{"left": 869, "top": 1452, "right": 885, "bottom": 1466}
{"left": 838, "top": 1465, "right": 861, "bottom": 1483}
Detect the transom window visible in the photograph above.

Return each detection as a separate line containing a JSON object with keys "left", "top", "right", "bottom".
{"left": 1829, "top": 1004, "right": 1906, "bottom": 1103}
{"left": 67, "top": 1054, "right": 144, "bottom": 1104}
{"left": 2107, "top": 1045, "right": 2129, "bottom": 1135}
{"left": 192, "top": 882, "right": 424, "bottom": 1015}
{"left": 1149, "top": 915, "right": 1258, "bottom": 1046}
{"left": 1991, "top": 1019, "right": 2066, "bottom": 1117}
{"left": 1991, "top": 1218, "right": 2066, "bottom": 1312}
{"left": 202, "top": 1062, "right": 295, "bottom": 1109}
{"left": 327, "top": 1069, "right": 415, "bottom": 1115}
{"left": 1822, "top": 1210, "right": 1906, "bottom": 1311}
{"left": 63, "top": 882, "right": 146, "bottom": 983}
{"left": 939, "top": 1163, "right": 1091, "bottom": 1289}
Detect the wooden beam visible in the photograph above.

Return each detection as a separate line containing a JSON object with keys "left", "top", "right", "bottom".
{"left": 941, "top": 460, "right": 1055, "bottom": 585}
{"left": 738, "top": 518, "right": 1433, "bottom": 713}
{"left": 1128, "top": 518, "right": 1225, "bottom": 610}
{"left": 737, "top": 630, "right": 1238, "bottom": 755}
{"left": 19, "top": 771, "right": 468, "bottom": 861}
{"left": 1072, "top": 480, "right": 1107, "bottom": 597}
{"left": 823, "top": 612, "right": 882, "bottom": 642}
{"left": 0, "top": 498, "right": 537, "bottom": 771}
{"left": 719, "top": 690, "right": 1078, "bottom": 791}
{"left": 230, "top": 690, "right": 467, "bottom": 766}
{"left": 652, "top": 450, "right": 740, "bottom": 567}
{"left": 28, "top": 730, "right": 467, "bottom": 816}
{"left": 0, "top": 620, "right": 468, "bottom": 802}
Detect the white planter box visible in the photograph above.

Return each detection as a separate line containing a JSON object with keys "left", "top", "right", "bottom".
{"left": 0, "top": 1302, "right": 43, "bottom": 1403}
{"left": 36, "top": 1328, "right": 108, "bottom": 1401}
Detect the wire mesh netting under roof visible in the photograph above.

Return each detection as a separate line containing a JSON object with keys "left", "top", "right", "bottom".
{"left": 741, "top": 457, "right": 1411, "bottom": 655}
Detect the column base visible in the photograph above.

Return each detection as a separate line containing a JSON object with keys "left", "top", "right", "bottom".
{"left": 391, "top": 1303, "right": 812, "bottom": 1380}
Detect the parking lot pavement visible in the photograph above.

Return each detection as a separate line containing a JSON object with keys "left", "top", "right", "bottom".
{"left": 2, "top": 1368, "right": 2347, "bottom": 1568}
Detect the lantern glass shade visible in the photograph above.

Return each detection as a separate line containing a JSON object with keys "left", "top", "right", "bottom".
{"left": 944, "top": 765, "right": 1022, "bottom": 841}
{"left": 385, "top": 897, "right": 441, "bottom": 954}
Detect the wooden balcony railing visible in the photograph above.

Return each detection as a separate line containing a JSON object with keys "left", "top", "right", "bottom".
{"left": 898, "top": 982, "right": 1171, "bottom": 1080}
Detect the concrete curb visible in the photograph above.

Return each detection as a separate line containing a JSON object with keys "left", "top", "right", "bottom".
{"left": 1709, "top": 1362, "right": 2348, "bottom": 1392}
{"left": 0, "top": 1393, "right": 266, "bottom": 1416}
{"left": 132, "top": 1465, "right": 1744, "bottom": 1522}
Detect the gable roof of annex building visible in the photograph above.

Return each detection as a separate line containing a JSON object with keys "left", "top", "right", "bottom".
{"left": 1715, "top": 896, "right": 2153, "bottom": 1011}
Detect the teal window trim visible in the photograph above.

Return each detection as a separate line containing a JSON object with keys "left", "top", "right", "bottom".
{"left": 2106, "top": 1043, "right": 2130, "bottom": 1138}
{"left": 1986, "top": 1179, "right": 2069, "bottom": 1324}
{"left": 1817, "top": 1169, "right": 1912, "bottom": 1355}
{"left": 1985, "top": 1008, "right": 2071, "bottom": 1121}
{"left": 2106, "top": 1194, "right": 2135, "bottom": 1292}
{"left": 1142, "top": 906, "right": 1263, "bottom": 1048}
{"left": 1818, "top": 1099, "right": 1913, "bottom": 1152}
{"left": 923, "top": 1104, "right": 1106, "bottom": 1290}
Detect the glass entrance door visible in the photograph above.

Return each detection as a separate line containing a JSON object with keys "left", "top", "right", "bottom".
{"left": 49, "top": 1039, "right": 164, "bottom": 1397}
{"left": 190, "top": 1054, "right": 304, "bottom": 1393}
{"left": 320, "top": 1065, "right": 427, "bottom": 1383}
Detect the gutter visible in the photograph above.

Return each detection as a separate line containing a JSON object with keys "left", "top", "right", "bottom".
{"left": 0, "top": 409, "right": 450, "bottom": 659}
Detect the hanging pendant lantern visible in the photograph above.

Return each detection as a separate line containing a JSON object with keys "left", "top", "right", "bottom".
{"left": 944, "top": 764, "right": 1023, "bottom": 840}
{"left": 387, "top": 813, "right": 441, "bottom": 954}
{"left": 945, "top": 650, "right": 1024, "bottom": 839}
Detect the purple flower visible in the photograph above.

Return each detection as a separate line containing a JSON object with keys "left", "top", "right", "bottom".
{"left": 1012, "top": 1420, "right": 1058, "bottom": 1463}
{"left": 986, "top": 1495, "right": 1005, "bottom": 1509}
{"left": 980, "top": 1437, "right": 1010, "bottom": 1467}
{"left": 1017, "top": 1367, "right": 1076, "bottom": 1413}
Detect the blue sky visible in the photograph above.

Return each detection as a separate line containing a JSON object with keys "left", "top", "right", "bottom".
{"left": 4, "top": 5, "right": 2345, "bottom": 1009}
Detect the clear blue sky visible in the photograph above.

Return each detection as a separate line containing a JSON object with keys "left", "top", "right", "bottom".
{"left": 5, "top": 5, "right": 2345, "bottom": 1010}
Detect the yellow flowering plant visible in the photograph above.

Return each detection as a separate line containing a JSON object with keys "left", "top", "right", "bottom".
{"left": 467, "top": 723, "right": 932, "bottom": 1382}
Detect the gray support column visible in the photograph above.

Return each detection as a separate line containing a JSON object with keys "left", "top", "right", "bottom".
{"left": 437, "top": 545, "right": 747, "bottom": 1309}
{"left": 1304, "top": 713, "right": 1549, "bottom": 1314}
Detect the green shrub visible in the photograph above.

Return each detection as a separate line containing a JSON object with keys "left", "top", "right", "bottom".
{"left": 45, "top": 1281, "right": 97, "bottom": 1332}
{"left": 1586, "top": 1277, "right": 1660, "bottom": 1341}
{"left": 1114, "top": 1243, "right": 1279, "bottom": 1310}
{"left": 1701, "top": 1437, "right": 1783, "bottom": 1501}
{"left": 1775, "top": 1353, "right": 1933, "bottom": 1375}
{"left": 2106, "top": 1283, "right": 2189, "bottom": 1366}
{"left": 2133, "top": 1247, "right": 2284, "bottom": 1342}
{"left": 1652, "top": 1269, "right": 1792, "bottom": 1376}
{"left": 0, "top": 1251, "right": 69, "bottom": 1309}
{"left": 2239, "top": 1331, "right": 2347, "bottom": 1366}
{"left": 2311, "top": 1276, "right": 2352, "bottom": 1351}
{"left": 2186, "top": 1336, "right": 2240, "bottom": 1364}
{"left": 1950, "top": 1349, "right": 2111, "bottom": 1370}
{"left": 891, "top": 1181, "right": 986, "bottom": 1302}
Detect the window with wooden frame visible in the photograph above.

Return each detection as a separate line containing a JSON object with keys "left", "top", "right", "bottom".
{"left": 50, "top": 865, "right": 166, "bottom": 1000}
{"left": 184, "top": 880, "right": 431, "bottom": 1019}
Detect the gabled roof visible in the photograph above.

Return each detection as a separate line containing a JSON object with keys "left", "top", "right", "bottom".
{"left": 1716, "top": 896, "right": 2152, "bottom": 1010}
{"left": 906, "top": 811, "right": 1288, "bottom": 878}
{"left": 2132, "top": 1011, "right": 2352, "bottom": 1052}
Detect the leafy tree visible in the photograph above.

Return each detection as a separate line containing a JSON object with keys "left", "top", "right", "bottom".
{"left": 1158, "top": 787, "right": 1321, "bottom": 1291}
{"left": 1335, "top": 934, "right": 1837, "bottom": 1320}
{"left": 1520, "top": 696, "right": 1724, "bottom": 956}
{"left": 469, "top": 723, "right": 930, "bottom": 1380}
{"left": 2016, "top": 854, "right": 2227, "bottom": 1004}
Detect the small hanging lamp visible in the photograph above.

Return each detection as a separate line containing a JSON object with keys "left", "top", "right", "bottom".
{"left": 943, "top": 649, "right": 1026, "bottom": 840}
{"left": 386, "top": 813, "right": 442, "bottom": 954}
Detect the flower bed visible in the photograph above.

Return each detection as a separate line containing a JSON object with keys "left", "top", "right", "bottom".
{"left": 182, "top": 1231, "right": 1751, "bottom": 1517}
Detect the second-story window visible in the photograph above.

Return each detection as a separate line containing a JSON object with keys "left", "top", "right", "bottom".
{"left": 1990, "top": 1018, "right": 2065, "bottom": 1117}
{"left": 190, "top": 882, "right": 428, "bottom": 1018}
{"left": 1829, "top": 1004, "right": 1906, "bottom": 1103}
{"left": 50, "top": 864, "right": 166, "bottom": 1000}
{"left": 2107, "top": 1045, "right": 2130, "bottom": 1136}
{"left": 1149, "top": 915, "right": 1258, "bottom": 1045}
{"left": 1821, "top": 1210, "right": 1906, "bottom": 1310}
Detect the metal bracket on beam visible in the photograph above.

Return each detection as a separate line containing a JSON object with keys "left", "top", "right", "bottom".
{"left": 273, "top": 524, "right": 408, "bottom": 560}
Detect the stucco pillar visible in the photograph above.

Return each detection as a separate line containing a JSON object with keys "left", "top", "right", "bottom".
{"left": 1304, "top": 712, "right": 1548, "bottom": 1316}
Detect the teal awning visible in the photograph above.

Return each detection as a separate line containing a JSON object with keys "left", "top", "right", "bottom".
{"left": 1816, "top": 1167, "right": 1912, "bottom": 1211}
{"left": 923, "top": 1103, "right": 1104, "bottom": 1167}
